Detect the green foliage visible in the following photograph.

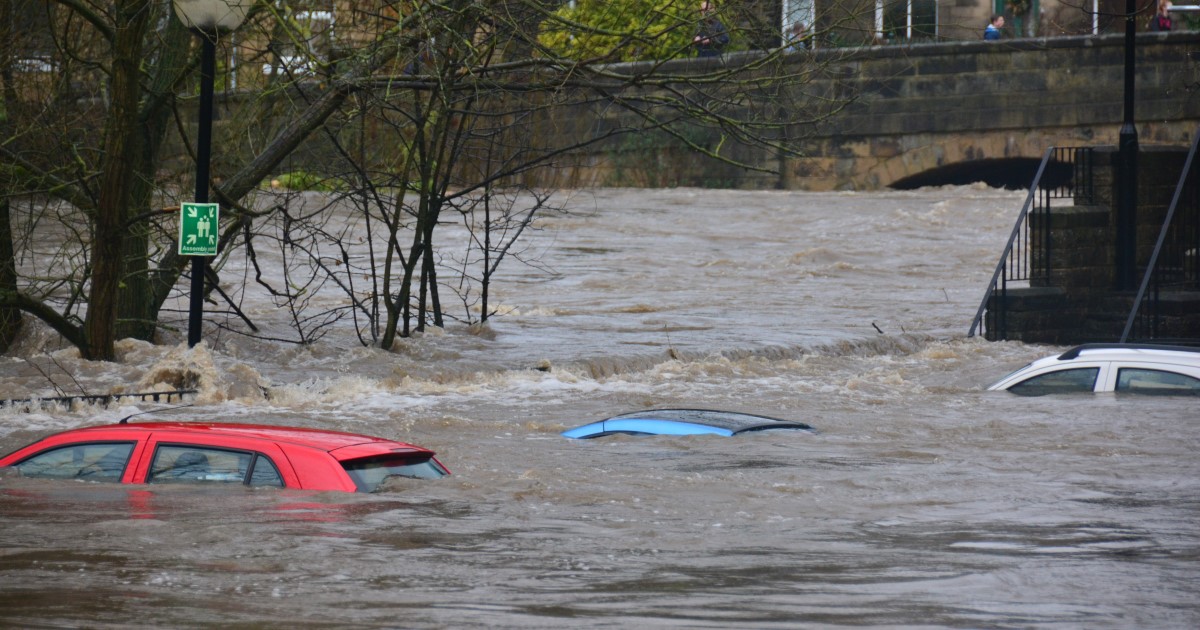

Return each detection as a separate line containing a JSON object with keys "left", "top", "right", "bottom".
{"left": 539, "top": 0, "right": 696, "bottom": 62}
{"left": 1005, "top": 0, "right": 1031, "bottom": 16}
{"left": 270, "top": 170, "right": 341, "bottom": 192}
{"left": 606, "top": 129, "right": 676, "bottom": 186}
{"left": 604, "top": 125, "right": 734, "bottom": 188}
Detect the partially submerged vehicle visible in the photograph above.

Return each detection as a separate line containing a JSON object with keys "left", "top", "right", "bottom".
{"left": 562, "top": 409, "right": 815, "bottom": 439}
{"left": 988, "top": 343, "right": 1200, "bottom": 396}
{"left": 0, "top": 422, "right": 449, "bottom": 493}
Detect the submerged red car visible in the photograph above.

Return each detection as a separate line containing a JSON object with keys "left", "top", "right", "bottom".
{"left": 0, "top": 421, "right": 449, "bottom": 493}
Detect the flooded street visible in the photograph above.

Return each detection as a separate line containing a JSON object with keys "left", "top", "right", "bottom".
{"left": 1, "top": 187, "right": 1198, "bottom": 628}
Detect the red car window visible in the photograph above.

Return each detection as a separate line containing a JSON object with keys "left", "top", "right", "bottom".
{"left": 147, "top": 445, "right": 283, "bottom": 488}
{"left": 248, "top": 455, "right": 284, "bottom": 487}
{"left": 341, "top": 454, "right": 450, "bottom": 492}
{"left": 12, "top": 442, "right": 135, "bottom": 483}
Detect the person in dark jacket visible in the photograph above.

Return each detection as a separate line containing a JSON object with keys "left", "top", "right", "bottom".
{"left": 693, "top": 1, "right": 730, "bottom": 57}
{"left": 1149, "top": 0, "right": 1173, "bottom": 31}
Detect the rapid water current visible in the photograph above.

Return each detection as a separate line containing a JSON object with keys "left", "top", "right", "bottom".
{"left": 0, "top": 187, "right": 1197, "bottom": 628}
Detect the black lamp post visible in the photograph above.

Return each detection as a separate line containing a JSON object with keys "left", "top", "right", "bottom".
{"left": 1116, "top": 0, "right": 1139, "bottom": 291}
{"left": 173, "top": 0, "right": 253, "bottom": 347}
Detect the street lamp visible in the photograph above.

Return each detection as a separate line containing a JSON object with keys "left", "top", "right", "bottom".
{"left": 173, "top": 0, "right": 254, "bottom": 347}
{"left": 1116, "top": 0, "right": 1138, "bottom": 291}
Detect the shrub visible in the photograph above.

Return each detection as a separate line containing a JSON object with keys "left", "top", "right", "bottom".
{"left": 539, "top": 0, "right": 698, "bottom": 62}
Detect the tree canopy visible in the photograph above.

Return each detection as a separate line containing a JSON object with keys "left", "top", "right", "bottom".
{"left": 539, "top": 0, "right": 699, "bottom": 62}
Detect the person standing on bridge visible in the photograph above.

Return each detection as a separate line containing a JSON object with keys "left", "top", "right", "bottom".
{"left": 786, "top": 21, "right": 811, "bottom": 52}
{"left": 1149, "top": 0, "right": 1173, "bottom": 31}
{"left": 984, "top": 14, "right": 1004, "bottom": 40}
{"left": 694, "top": 1, "right": 731, "bottom": 58}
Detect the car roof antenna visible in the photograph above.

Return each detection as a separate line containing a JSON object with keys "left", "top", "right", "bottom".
{"left": 118, "top": 402, "right": 193, "bottom": 424}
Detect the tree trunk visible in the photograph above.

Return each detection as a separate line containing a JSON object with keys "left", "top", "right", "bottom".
{"left": 381, "top": 226, "right": 423, "bottom": 349}
{"left": 423, "top": 209, "right": 443, "bottom": 328}
{"left": 118, "top": 16, "right": 192, "bottom": 342}
{"left": 85, "top": 0, "right": 151, "bottom": 360}
{"left": 0, "top": 1, "right": 23, "bottom": 350}
{"left": 0, "top": 199, "right": 23, "bottom": 351}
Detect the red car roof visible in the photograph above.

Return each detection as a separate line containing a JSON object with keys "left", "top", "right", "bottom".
{"left": 47, "top": 422, "right": 431, "bottom": 456}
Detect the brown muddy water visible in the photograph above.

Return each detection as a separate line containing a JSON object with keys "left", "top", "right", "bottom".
{"left": 0, "top": 187, "right": 1197, "bottom": 628}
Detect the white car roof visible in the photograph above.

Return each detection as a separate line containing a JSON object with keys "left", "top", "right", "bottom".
{"left": 989, "top": 343, "right": 1200, "bottom": 391}
{"left": 1052, "top": 343, "right": 1200, "bottom": 364}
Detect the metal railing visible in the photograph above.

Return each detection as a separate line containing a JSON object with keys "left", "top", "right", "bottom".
{"left": 968, "top": 146, "right": 1095, "bottom": 339}
{"left": 1, "top": 389, "right": 196, "bottom": 411}
{"left": 1120, "top": 127, "right": 1200, "bottom": 343}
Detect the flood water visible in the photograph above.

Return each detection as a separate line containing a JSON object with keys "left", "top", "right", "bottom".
{"left": 1, "top": 187, "right": 1197, "bottom": 628}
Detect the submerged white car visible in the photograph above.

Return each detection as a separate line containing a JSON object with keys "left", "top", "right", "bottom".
{"left": 989, "top": 344, "right": 1200, "bottom": 396}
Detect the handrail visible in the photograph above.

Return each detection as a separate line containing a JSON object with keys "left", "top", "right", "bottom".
{"left": 967, "top": 148, "right": 1053, "bottom": 338}
{"left": 1, "top": 389, "right": 197, "bottom": 410}
{"left": 1120, "top": 125, "right": 1200, "bottom": 342}
{"left": 968, "top": 146, "right": 1094, "bottom": 339}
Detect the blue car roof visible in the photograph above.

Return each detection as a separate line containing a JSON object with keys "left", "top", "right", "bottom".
{"left": 562, "top": 409, "right": 815, "bottom": 439}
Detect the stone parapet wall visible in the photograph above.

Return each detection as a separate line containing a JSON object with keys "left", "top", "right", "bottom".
{"left": 553, "top": 32, "right": 1200, "bottom": 190}
{"left": 175, "top": 33, "right": 1200, "bottom": 194}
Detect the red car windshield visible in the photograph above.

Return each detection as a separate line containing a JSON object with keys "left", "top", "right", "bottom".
{"left": 340, "top": 455, "right": 449, "bottom": 492}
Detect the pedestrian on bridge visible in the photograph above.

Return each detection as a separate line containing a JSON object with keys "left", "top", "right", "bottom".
{"left": 694, "top": 1, "right": 731, "bottom": 57}
{"left": 1149, "top": 0, "right": 1173, "bottom": 31}
{"left": 984, "top": 14, "right": 1004, "bottom": 40}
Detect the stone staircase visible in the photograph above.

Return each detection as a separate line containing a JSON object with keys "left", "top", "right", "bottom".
{"left": 984, "top": 145, "right": 1200, "bottom": 344}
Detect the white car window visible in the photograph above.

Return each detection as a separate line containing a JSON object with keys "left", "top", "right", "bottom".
{"left": 1007, "top": 367, "right": 1100, "bottom": 396}
{"left": 1116, "top": 368, "right": 1200, "bottom": 395}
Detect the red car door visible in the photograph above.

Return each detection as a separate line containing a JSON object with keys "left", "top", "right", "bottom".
{"left": 130, "top": 431, "right": 302, "bottom": 489}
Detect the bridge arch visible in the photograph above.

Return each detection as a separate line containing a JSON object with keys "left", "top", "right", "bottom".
{"left": 777, "top": 33, "right": 1197, "bottom": 191}
{"left": 889, "top": 157, "right": 1049, "bottom": 190}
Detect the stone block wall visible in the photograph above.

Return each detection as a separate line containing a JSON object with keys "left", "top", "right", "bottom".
{"left": 556, "top": 31, "right": 1200, "bottom": 190}
{"left": 1030, "top": 205, "right": 1113, "bottom": 289}
{"left": 986, "top": 288, "right": 1139, "bottom": 343}
{"left": 171, "top": 32, "right": 1200, "bottom": 194}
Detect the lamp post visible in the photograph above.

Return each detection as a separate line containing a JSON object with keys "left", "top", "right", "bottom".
{"left": 1116, "top": 0, "right": 1139, "bottom": 291}
{"left": 173, "top": 0, "right": 253, "bottom": 347}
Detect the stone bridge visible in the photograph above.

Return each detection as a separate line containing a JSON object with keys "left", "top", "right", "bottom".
{"left": 562, "top": 31, "right": 1200, "bottom": 191}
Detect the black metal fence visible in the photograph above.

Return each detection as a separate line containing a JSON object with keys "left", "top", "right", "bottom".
{"left": 969, "top": 146, "right": 1095, "bottom": 339}
{"left": 1121, "top": 128, "right": 1200, "bottom": 343}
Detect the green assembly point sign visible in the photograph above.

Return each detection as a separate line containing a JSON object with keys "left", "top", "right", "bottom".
{"left": 178, "top": 202, "right": 219, "bottom": 256}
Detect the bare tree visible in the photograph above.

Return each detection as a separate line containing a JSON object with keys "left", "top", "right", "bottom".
{"left": 0, "top": 0, "right": 866, "bottom": 359}
{"left": 0, "top": 1, "right": 420, "bottom": 358}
